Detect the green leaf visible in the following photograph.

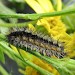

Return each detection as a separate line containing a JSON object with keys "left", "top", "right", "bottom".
{"left": 0, "top": 19, "right": 9, "bottom": 35}
{"left": 0, "top": 47, "right": 5, "bottom": 63}
{"left": 62, "top": 2, "right": 75, "bottom": 33}
{"left": 35, "top": 25, "right": 49, "bottom": 35}
{"left": 0, "top": 34, "right": 7, "bottom": 41}
{"left": 0, "top": 2, "right": 17, "bottom": 23}
{"left": 0, "top": 41, "right": 54, "bottom": 75}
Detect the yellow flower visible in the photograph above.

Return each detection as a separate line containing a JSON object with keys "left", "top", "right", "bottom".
{"left": 21, "top": 0, "right": 62, "bottom": 75}
{"left": 11, "top": 44, "right": 59, "bottom": 75}
{"left": 19, "top": 49, "right": 59, "bottom": 75}
{"left": 64, "top": 33, "right": 75, "bottom": 57}
{"left": 25, "top": 0, "right": 54, "bottom": 13}
{"left": 25, "top": 0, "right": 75, "bottom": 58}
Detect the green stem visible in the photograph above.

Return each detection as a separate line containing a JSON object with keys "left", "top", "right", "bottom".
{"left": 0, "top": 65, "right": 9, "bottom": 75}
{"left": 0, "top": 21, "right": 36, "bottom": 28}
{"left": 30, "top": 51, "right": 75, "bottom": 75}
{"left": 0, "top": 8, "right": 75, "bottom": 20}
{"left": 0, "top": 42, "right": 53, "bottom": 75}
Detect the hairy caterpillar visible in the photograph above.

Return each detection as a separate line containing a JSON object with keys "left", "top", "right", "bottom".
{"left": 7, "top": 27, "right": 66, "bottom": 58}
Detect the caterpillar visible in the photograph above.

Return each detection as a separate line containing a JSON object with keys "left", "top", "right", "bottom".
{"left": 7, "top": 27, "right": 66, "bottom": 58}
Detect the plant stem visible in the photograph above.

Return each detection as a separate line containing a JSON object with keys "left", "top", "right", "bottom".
{"left": 0, "top": 8, "right": 75, "bottom": 20}
{"left": 0, "top": 21, "right": 36, "bottom": 28}
{"left": 0, "top": 65, "right": 9, "bottom": 75}
{"left": 30, "top": 51, "right": 75, "bottom": 75}
{"left": 0, "top": 42, "right": 53, "bottom": 75}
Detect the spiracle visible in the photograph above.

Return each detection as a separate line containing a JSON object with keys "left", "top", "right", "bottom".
{"left": 7, "top": 27, "right": 66, "bottom": 58}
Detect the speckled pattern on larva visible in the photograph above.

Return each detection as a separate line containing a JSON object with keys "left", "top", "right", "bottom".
{"left": 7, "top": 27, "right": 66, "bottom": 58}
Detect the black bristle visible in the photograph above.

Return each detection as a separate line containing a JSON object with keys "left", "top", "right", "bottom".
{"left": 7, "top": 28, "right": 66, "bottom": 58}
